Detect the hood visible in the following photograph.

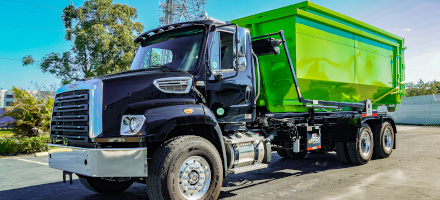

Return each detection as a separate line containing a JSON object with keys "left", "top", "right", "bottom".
{"left": 99, "top": 70, "right": 195, "bottom": 137}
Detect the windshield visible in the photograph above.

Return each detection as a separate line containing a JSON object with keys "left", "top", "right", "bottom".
{"left": 130, "top": 28, "right": 204, "bottom": 72}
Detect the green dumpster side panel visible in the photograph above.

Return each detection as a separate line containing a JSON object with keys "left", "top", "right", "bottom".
{"left": 232, "top": 1, "right": 405, "bottom": 113}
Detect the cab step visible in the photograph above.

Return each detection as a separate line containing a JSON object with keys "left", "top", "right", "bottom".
{"left": 228, "top": 163, "right": 268, "bottom": 174}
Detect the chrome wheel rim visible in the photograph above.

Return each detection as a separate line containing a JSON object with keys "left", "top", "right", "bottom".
{"left": 178, "top": 156, "right": 211, "bottom": 200}
{"left": 384, "top": 128, "right": 393, "bottom": 151}
{"left": 360, "top": 131, "right": 372, "bottom": 157}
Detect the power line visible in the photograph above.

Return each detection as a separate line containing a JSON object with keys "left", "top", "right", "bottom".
{"left": 0, "top": 58, "right": 22, "bottom": 61}
{"left": 3, "top": 0, "right": 63, "bottom": 11}
{"left": 0, "top": 4, "right": 77, "bottom": 20}
{"left": 0, "top": 23, "right": 64, "bottom": 32}
{"left": 0, "top": 4, "right": 60, "bottom": 17}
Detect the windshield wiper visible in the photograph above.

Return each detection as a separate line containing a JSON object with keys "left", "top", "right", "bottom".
{"left": 149, "top": 65, "right": 183, "bottom": 72}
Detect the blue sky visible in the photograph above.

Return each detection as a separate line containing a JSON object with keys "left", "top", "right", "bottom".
{"left": 0, "top": 0, "right": 439, "bottom": 90}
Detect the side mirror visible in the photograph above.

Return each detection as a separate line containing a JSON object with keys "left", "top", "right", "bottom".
{"left": 233, "top": 27, "right": 249, "bottom": 70}
{"left": 237, "top": 28, "right": 247, "bottom": 57}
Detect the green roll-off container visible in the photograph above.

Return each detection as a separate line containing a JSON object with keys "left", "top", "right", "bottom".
{"left": 232, "top": 1, "right": 405, "bottom": 113}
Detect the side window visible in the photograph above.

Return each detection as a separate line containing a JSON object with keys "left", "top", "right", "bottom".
{"left": 219, "top": 31, "right": 234, "bottom": 70}
{"left": 6, "top": 102, "right": 12, "bottom": 106}
{"left": 210, "top": 31, "right": 234, "bottom": 72}
{"left": 6, "top": 94, "right": 13, "bottom": 98}
{"left": 210, "top": 32, "right": 221, "bottom": 71}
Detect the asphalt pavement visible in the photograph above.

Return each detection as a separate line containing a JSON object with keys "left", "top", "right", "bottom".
{"left": 1, "top": 125, "right": 439, "bottom": 200}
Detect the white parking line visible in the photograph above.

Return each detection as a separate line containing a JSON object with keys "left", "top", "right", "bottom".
{"left": 15, "top": 158, "right": 48, "bottom": 166}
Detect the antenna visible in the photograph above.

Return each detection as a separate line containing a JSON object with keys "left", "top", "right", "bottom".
{"left": 159, "top": 0, "right": 207, "bottom": 25}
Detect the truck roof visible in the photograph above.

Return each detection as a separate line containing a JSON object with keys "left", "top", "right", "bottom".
{"left": 134, "top": 19, "right": 225, "bottom": 43}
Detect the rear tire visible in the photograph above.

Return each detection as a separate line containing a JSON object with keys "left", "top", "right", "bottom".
{"left": 335, "top": 142, "right": 351, "bottom": 164}
{"left": 286, "top": 149, "right": 308, "bottom": 159}
{"left": 78, "top": 176, "right": 133, "bottom": 194}
{"left": 146, "top": 136, "right": 223, "bottom": 200}
{"left": 347, "top": 124, "right": 374, "bottom": 165}
{"left": 277, "top": 148, "right": 288, "bottom": 158}
{"left": 373, "top": 122, "right": 394, "bottom": 158}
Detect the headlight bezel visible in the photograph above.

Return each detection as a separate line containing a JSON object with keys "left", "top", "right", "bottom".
{"left": 120, "top": 115, "right": 146, "bottom": 136}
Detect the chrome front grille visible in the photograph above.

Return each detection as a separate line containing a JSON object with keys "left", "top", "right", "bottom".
{"left": 51, "top": 90, "right": 89, "bottom": 141}
{"left": 153, "top": 77, "right": 192, "bottom": 93}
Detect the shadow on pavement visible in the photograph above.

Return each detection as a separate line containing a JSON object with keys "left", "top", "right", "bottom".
{"left": 219, "top": 151, "right": 354, "bottom": 199}
{"left": 0, "top": 152, "right": 354, "bottom": 200}
{"left": 0, "top": 180, "right": 148, "bottom": 200}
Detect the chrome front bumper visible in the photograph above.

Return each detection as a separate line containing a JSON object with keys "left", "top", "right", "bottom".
{"left": 48, "top": 144, "right": 147, "bottom": 177}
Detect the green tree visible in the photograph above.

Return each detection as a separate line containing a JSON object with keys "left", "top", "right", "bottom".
{"left": 2, "top": 87, "right": 53, "bottom": 137}
{"left": 406, "top": 79, "right": 440, "bottom": 97}
{"left": 23, "top": 0, "right": 144, "bottom": 84}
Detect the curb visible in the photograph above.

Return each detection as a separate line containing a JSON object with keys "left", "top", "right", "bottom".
{"left": 35, "top": 152, "right": 48, "bottom": 157}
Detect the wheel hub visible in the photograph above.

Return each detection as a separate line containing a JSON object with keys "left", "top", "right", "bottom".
{"left": 178, "top": 156, "right": 211, "bottom": 199}
{"left": 360, "top": 131, "right": 372, "bottom": 157}
{"left": 384, "top": 128, "right": 392, "bottom": 151}
{"left": 188, "top": 172, "right": 199, "bottom": 185}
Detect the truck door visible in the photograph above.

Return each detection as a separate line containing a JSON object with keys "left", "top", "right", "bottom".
{"left": 205, "top": 27, "right": 255, "bottom": 123}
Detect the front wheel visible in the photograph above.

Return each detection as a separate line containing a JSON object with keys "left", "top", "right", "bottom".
{"left": 276, "top": 148, "right": 289, "bottom": 158}
{"left": 146, "top": 136, "right": 223, "bottom": 200}
{"left": 78, "top": 176, "right": 133, "bottom": 194}
{"left": 286, "top": 149, "right": 308, "bottom": 159}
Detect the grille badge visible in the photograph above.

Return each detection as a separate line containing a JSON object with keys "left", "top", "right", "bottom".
{"left": 68, "top": 84, "right": 79, "bottom": 89}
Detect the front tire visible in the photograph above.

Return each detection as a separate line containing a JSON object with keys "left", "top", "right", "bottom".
{"left": 146, "top": 136, "right": 223, "bottom": 200}
{"left": 276, "top": 148, "right": 288, "bottom": 158}
{"left": 373, "top": 122, "right": 394, "bottom": 158}
{"left": 286, "top": 149, "right": 308, "bottom": 159}
{"left": 347, "top": 124, "right": 374, "bottom": 165}
{"left": 78, "top": 176, "right": 133, "bottom": 194}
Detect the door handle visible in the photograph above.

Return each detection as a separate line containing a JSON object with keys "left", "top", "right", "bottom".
{"left": 245, "top": 86, "right": 252, "bottom": 103}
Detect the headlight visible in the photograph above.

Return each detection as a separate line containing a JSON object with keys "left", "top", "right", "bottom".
{"left": 120, "top": 115, "right": 146, "bottom": 135}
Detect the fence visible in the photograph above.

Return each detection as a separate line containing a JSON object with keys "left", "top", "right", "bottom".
{"left": 386, "top": 94, "right": 440, "bottom": 125}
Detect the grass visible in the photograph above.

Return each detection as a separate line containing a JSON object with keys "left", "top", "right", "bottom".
{"left": 0, "top": 129, "right": 15, "bottom": 139}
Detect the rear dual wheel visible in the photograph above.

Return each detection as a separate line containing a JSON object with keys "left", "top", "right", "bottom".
{"left": 336, "top": 124, "right": 374, "bottom": 165}
{"left": 373, "top": 122, "right": 394, "bottom": 158}
{"left": 347, "top": 125, "right": 374, "bottom": 165}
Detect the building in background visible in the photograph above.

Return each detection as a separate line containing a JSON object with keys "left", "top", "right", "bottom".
{"left": 0, "top": 90, "right": 15, "bottom": 108}
{"left": 0, "top": 89, "right": 53, "bottom": 128}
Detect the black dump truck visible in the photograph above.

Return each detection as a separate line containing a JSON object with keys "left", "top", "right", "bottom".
{"left": 48, "top": 2, "right": 404, "bottom": 200}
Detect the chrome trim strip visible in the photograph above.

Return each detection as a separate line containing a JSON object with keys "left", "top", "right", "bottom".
{"left": 48, "top": 144, "right": 147, "bottom": 177}
{"left": 55, "top": 79, "right": 103, "bottom": 138}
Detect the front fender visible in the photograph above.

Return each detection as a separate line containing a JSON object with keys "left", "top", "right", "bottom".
{"left": 143, "top": 104, "right": 229, "bottom": 177}
{"left": 144, "top": 104, "right": 205, "bottom": 142}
